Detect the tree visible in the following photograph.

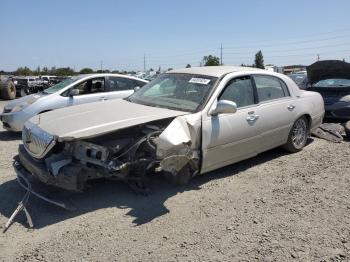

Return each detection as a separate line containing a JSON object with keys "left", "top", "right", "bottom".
{"left": 42, "top": 67, "right": 49, "bottom": 74}
{"left": 55, "top": 67, "right": 75, "bottom": 76}
{"left": 15, "top": 66, "right": 32, "bottom": 76}
{"left": 34, "top": 66, "right": 41, "bottom": 75}
{"left": 254, "top": 50, "right": 265, "bottom": 69}
{"left": 202, "top": 55, "right": 220, "bottom": 66}
{"left": 186, "top": 64, "right": 191, "bottom": 68}
{"left": 79, "top": 68, "right": 94, "bottom": 74}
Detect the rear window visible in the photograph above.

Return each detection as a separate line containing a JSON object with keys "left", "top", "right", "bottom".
{"left": 254, "top": 75, "right": 289, "bottom": 102}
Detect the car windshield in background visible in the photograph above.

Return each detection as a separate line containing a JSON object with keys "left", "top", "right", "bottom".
{"left": 128, "top": 73, "right": 218, "bottom": 112}
{"left": 313, "top": 78, "right": 350, "bottom": 87}
{"left": 43, "top": 76, "right": 80, "bottom": 94}
{"left": 289, "top": 74, "right": 307, "bottom": 85}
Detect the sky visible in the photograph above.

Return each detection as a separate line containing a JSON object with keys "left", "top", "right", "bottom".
{"left": 1, "top": 0, "right": 350, "bottom": 72}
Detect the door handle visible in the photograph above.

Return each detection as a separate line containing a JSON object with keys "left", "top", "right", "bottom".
{"left": 246, "top": 114, "right": 259, "bottom": 123}
{"left": 287, "top": 104, "right": 295, "bottom": 110}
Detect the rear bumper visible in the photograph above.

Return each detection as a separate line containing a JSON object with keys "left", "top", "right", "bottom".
{"left": 310, "top": 112, "right": 324, "bottom": 133}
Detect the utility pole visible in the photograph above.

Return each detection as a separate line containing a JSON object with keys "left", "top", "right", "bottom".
{"left": 317, "top": 54, "right": 320, "bottom": 61}
{"left": 100, "top": 60, "right": 103, "bottom": 71}
{"left": 143, "top": 55, "right": 146, "bottom": 72}
{"left": 220, "top": 44, "right": 223, "bottom": 65}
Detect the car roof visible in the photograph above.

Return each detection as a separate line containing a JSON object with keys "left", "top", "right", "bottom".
{"left": 76, "top": 73, "right": 148, "bottom": 82}
{"left": 169, "top": 66, "right": 264, "bottom": 78}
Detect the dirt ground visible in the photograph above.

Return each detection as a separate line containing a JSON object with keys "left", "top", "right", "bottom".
{"left": 0, "top": 99, "right": 349, "bottom": 262}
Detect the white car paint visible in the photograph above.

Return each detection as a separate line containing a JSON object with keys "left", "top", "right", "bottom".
{"left": 0, "top": 73, "right": 148, "bottom": 131}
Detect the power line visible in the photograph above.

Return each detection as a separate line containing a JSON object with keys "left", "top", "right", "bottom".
{"left": 223, "top": 34, "right": 350, "bottom": 50}
{"left": 223, "top": 42, "right": 350, "bottom": 55}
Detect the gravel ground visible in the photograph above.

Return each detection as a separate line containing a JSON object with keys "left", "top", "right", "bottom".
{"left": 0, "top": 99, "right": 349, "bottom": 262}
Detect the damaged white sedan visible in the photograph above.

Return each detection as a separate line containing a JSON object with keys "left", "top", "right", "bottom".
{"left": 14, "top": 66, "right": 325, "bottom": 192}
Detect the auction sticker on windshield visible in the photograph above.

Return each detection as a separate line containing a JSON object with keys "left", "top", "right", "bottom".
{"left": 189, "top": 78, "right": 211, "bottom": 85}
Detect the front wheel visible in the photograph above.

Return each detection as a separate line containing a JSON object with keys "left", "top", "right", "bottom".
{"left": 283, "top": 116, "right": 309, "bottom": 153}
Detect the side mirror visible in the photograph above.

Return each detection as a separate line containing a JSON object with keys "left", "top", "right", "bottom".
{"left": 69, "top": 89, "right": 79, "bottom": 96}
{"left": 210, "top": 100, "right": 237, "bottom": 116}
{"left": 134, "top": 86, "right": 141, "bottom": 92}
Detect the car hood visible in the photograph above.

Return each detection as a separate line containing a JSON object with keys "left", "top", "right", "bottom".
{"left": 28, "top": 99, "right": 188, "bottom": 141}
{"left": 4, "top": 93, "right": 48, "bottom": 111}
{"left": 307, "top": 60, "right": 350, "bottom": 85}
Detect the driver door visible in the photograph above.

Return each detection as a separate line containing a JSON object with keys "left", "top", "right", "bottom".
{"left": 201, "top": 76, "right": 262, "bottom": 173}
{"left": 66, "top": 77, "right": 106, "bottom": 106}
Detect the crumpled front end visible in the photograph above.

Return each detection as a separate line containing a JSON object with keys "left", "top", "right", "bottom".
{"left": 16, "top": 114, "right": 202, "bottom": 192}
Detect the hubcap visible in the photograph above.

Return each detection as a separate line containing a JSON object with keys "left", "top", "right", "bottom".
{"left": 292, "top": 119, "right": 307, "bottom": 148}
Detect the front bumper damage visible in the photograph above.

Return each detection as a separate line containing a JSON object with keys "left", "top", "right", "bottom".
{"left": 16, "top": 114, "right": 202, "bottom": 193}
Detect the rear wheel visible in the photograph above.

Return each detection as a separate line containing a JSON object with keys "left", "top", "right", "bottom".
{"left": 283, "top": 116, "right": 309, "bottom": 153}
{"left": 19, "top": 87, "right": 28, "bottom": 97}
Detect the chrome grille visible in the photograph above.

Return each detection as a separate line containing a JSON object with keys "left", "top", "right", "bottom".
{"left": 22, "top": 122, "right": 55, "bottom": 159}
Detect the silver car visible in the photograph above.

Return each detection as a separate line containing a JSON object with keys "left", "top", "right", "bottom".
{"left": 0, "top": 74, "right": 148, "bottom": 131}
{"left": 14, "top": 66, "right": 324, "bottom": 192}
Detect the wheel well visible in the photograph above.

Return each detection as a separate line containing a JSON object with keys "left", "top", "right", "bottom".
{"left": 38, "top": 110, "right": 51, "bottom": 114}
{"left": 302, "top": 114, "right": 312, "bottom": 134}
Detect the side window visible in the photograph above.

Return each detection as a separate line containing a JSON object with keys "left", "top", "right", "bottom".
{"left": 219, "top": 76, "right": 255, "bottom": 108}
{"left": 135, "top": 80, "right": 147, "bottom": 88}
{"left": 90, "top": 78, "right": 105, "bottom": 93}
{"left": 254, "top": 75, "right": 288, "bottom": 102}
{"left": 71, "top": 78, "right": 105, "bottom": 95}
{"left": 108, "top": 77, "right": 136, "bottom": 91}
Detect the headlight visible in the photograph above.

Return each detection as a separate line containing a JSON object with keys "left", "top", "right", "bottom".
{"left": 11, "top": 102, "right": 28, "bottom": 112}
{"left": 339, "top": 95, "right": 350, "bottom": 103}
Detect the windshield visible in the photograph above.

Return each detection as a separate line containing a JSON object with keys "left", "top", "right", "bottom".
{"left": 43, "top": 76, "right": 81, "bottom": 94}
{"left": 128, "top": 73, "right": 218, "bottom": 112}
{"left": 313, "top": 78, "right": 350, "bottom": 87}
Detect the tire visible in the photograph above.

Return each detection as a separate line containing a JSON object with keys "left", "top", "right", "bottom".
{"left": 164, "top": 165, "right": 192, "bottom": 186}
{"left": 19, "top": 87, "right": 28, "bottom": 97}
{"left": 283, "top": 116, "right": 309, "bottom": 153}
{"left": 1, "top": 81, "right": 16, "bottom": 100}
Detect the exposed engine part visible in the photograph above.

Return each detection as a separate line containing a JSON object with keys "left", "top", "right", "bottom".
{"left": 71, "top": 141, "right": 109, "bottom": 167}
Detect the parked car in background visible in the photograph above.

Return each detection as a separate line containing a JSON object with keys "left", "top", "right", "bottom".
{"left": 307, "top": 60, "right": 350, "bottom": 121}
{"left": 0, "top": 73, "right": 148, "bottom": 131}
{"left": 288, "top": 72, "right": 308, "bottom": 89}
{"left": 14, "top": 66, "right": 324, "bottom": 192}
{"left": 14, "top": 76, "right": 48, "bottom": 97}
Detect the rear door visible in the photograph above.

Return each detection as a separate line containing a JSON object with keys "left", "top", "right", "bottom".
{"left": 252, "top": 74, "right": 298, "bottom": 151}
{"left": 201, "top": 75, "right": 261, "bottom": 173}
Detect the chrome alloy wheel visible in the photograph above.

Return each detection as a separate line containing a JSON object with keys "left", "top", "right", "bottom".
{"left": 292, "top": 118, "right": 307, "bottom": 149}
